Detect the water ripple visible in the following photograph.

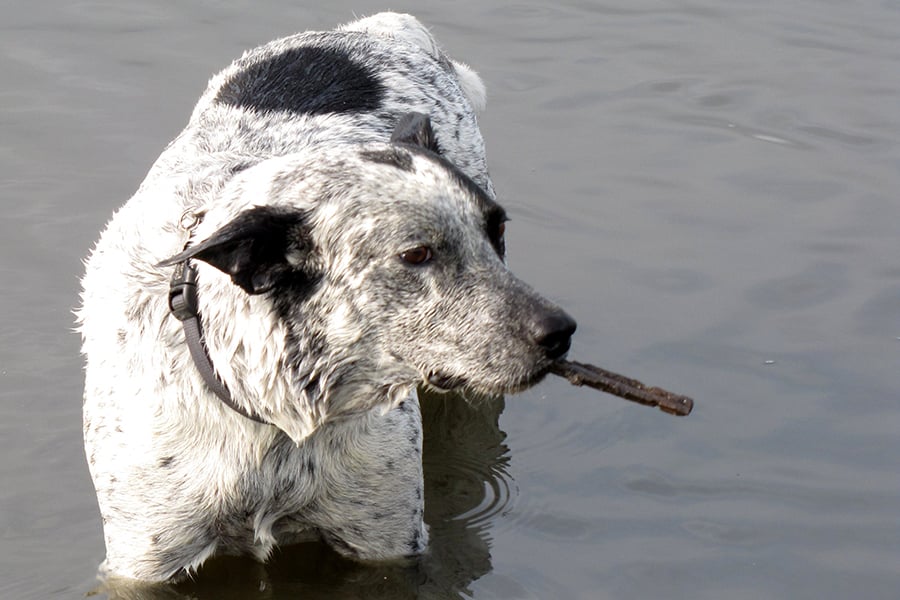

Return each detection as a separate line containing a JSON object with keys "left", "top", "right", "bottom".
{"left": 420, "top": 392, "right": 519, "bottom": 529}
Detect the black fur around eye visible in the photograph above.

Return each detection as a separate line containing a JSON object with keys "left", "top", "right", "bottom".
{"left": 399, "top": 246, "right": 433, "bottom": 265}
{"left": 487, "top": 216, "right": 507, "bottom": 258}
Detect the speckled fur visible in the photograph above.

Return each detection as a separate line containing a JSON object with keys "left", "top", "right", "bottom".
{"left": 78, "top": 13, "right": 573, "bottom": 582}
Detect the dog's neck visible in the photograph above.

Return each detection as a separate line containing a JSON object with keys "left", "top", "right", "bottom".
{"left": 167, "top": 258, "right": 271, "bottom": 425}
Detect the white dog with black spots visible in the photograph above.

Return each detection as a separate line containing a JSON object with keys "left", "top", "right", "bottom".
{"left": 79, "top": 12, "right": 575, "bottom": 582}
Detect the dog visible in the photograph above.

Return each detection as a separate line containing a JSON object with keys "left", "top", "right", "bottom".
{"left": 78, "top": 12, "right": 576, "bottom": 582}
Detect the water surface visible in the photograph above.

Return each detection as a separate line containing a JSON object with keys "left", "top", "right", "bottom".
{"left": 2, "top": 1, "right": 899, "bottom": 598}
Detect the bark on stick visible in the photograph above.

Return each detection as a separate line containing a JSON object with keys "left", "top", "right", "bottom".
{"left": 549, "top": 359, "right": 694, "bottom": 417}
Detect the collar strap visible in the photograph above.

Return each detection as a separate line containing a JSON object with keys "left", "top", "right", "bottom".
{"left": 167, "top": 259, "right": 269, "bottom": 425}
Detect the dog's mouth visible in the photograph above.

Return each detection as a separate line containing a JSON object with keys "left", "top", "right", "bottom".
{"left": 424, "top": 364, "right": 552, "bottom": 395}
{"left": 425, "top": 370, "right": 467, "bottom": 393}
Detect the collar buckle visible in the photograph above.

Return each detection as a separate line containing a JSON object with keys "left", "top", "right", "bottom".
{"left": 168, "top": 260, "right": 200, "bottom": 321}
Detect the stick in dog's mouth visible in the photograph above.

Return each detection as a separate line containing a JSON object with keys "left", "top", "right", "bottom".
{"left": 549, "top": 359, "right": 694, "bottom": 417}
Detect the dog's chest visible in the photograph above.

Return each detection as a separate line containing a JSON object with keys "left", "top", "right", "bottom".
{"left": 192, "top": 434, "right": 320, "bottom": 552}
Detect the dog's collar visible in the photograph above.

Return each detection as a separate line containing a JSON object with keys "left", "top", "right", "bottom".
{"left": 167, "top": 258, "right": 270, "bottom": 425}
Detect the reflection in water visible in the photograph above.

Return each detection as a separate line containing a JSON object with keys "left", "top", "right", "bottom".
{"left": 92, "top": 392, "right": 512, "bottom": 600}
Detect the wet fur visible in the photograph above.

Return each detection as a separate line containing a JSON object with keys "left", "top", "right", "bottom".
{"left": 79, "top": 13, "right": 573, "bottom": 582}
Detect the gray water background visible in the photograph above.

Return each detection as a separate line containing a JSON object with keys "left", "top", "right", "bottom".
{"left": 2, "top": 1, "right": 899, "bottom": 598}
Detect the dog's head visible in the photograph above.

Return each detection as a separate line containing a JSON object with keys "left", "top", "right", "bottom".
{"left": 163, "top": 115, "right": 575, "bottom": 441}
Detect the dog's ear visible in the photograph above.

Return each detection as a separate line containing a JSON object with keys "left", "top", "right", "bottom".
{"left": 159, "top": 206, "right": 314, "bottom": 295}
{"left": 391, "top": 112, "right": 441, "bottom": 154}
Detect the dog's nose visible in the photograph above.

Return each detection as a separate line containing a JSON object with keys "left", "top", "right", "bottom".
{"left": 531, "top": 310, "right": 577, "bottom": 359}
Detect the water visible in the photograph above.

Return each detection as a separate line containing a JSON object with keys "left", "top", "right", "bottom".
{"left": 2, "top": 1, "right": 899, "bottom": 598}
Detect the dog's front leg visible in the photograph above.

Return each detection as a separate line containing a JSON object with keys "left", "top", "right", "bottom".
{"left": 306, "top": 392, "right": 428, "bottom": 561}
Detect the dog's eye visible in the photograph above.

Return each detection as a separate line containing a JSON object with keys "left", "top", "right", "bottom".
{"left": 489, "top": 220, "right": 507, "bottom": 258}
{"left": 399, "top": 246, "right": 433, "bottom": 265}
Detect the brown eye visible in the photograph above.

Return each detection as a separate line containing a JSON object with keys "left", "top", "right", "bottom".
{"left": 489, "top": 218, "right": 507, "bottom": 258}
{"left": 399, "top": 246, "right": 433, "bottom": 265}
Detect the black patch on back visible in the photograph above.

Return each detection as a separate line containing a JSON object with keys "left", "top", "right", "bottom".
{"left": 360, "top": 147, "right": 414, "bottom": 172}
{"left": 215, "top": 46, "right": 385, "bottom": 115}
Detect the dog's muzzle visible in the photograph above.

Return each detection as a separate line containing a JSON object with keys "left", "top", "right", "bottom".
{"left": 424, "top": 308, "right": 576, "bottom": 393}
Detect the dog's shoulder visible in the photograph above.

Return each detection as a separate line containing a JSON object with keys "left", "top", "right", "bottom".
{"left": 338, "top": 12, "right": 486, "bottom": 112}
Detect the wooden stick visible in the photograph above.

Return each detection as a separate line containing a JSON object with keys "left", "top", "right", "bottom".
{"left": 549, "top": 359, "right": 694, "bottom": 417}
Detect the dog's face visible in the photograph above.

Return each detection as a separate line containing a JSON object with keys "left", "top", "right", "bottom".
{"left": 322, "top": 145, "right": 575, "bottom": 398}
{"left": 165, "top": 117, "right": 575, "bottom": 429}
